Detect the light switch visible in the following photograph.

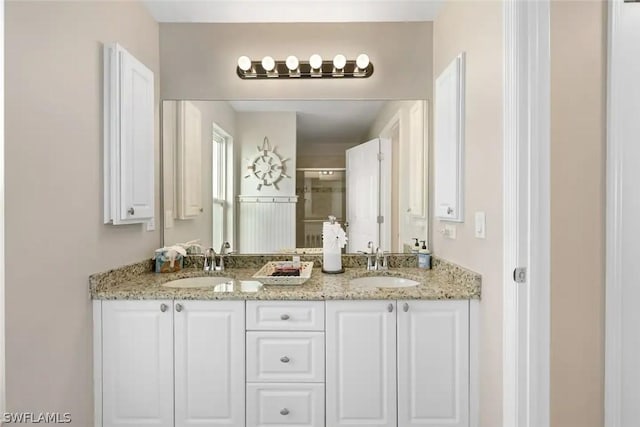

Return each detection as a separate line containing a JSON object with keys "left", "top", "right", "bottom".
{"left": 475, "top": 211, "right": 486, "bottom": 239}
{"left": 146, "top": 217, "right": 156, "bottom": 232}
{"left": 443, "top": 224, "right": 457, "bottom": 239}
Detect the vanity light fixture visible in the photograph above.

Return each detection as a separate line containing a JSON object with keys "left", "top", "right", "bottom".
{"left": 285, "top": 55, "right": 300, "bottom": 77}
{"left": 261, "top": 56, "right": 278, "bottom": 77}
{"left": 333, "top": 54, "right": 347, "bottom": 77}
{"left": 309, "top": 54, "right": 323, "bottom": 77}
{"left": 236, "top": 53, "right": 374, "bottom": 79}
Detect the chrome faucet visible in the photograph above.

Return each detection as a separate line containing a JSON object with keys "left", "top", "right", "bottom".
{"left": 358, "top": 241, "right": 377, "bottom": 271}
{"left": 375, "top": 247, "right": 389, "bottom": 271}
{"left": 204, "top": 242, "right": 232, "bottom": 272}
{"left": 217, "top": 242, "right": 231, "bottom": 271}
{"left": 203, "top": 247, "right": 217, "bottom": 272}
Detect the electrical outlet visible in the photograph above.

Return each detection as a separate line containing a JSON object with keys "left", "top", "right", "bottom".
{"left": 475, "top": 212, "right": 486, "bottom": 239}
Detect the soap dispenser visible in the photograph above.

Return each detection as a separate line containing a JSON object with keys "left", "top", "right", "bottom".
{"left": 411, "top": 238, "right": 420, "bottom": 254}
{"left": 418, "top": 240, "right": 431, "bottom": 269}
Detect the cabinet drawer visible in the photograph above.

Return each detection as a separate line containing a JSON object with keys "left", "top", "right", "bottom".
{"left": 246, "top": 301, "right": 324, "bottom": 331}
{"left": 247, "top": 331, "right": 324, "bottom": 382}
{"left": 246, "top": 383, "right": 324, "bottom": 427}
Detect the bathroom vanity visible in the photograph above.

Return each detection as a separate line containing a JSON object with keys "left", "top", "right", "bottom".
{"left": 90, "top": 257, "right": 480, "bottom": 427}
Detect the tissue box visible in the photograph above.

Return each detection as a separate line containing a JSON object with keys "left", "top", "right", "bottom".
{"left": 155, "top": 254, "right": 184, "bottom": 273}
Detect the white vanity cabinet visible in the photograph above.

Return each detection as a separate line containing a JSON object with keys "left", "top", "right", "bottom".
{"left": 245, "top": 301, "right": 325, "bottom": 427}
{"left": 95, "top": 300, "right": 245, "bottom": 427}
{"left": 100, "top": 300, "right": 174, "bottom": 427}
{"left": 326, "top": 300, "right": 398, "bottom": 427}
{"left": 326, "top": 300, "right": 470, "bottom": 427}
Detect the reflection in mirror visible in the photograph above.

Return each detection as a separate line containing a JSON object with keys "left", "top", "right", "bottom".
{"left": 161, "top": 100, "right": 428, "bottom": 254}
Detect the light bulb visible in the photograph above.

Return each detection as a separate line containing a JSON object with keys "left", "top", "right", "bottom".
{"left": 356, "top": 53, "right": 370, "bottom": 70}
{"left": 237, "top": 56, "right": 252, "bottom": 72}
{"left": 285, "top": 55, "right": 299, "bottom": 71}
{"left": 309, "top": 54, "right": 323, "bottom": 70}
{"left": 261, "top": 56, "right": 275, "bottom": 72}
{"left": 333, "top": 54, "right": 347, "bottom": 70}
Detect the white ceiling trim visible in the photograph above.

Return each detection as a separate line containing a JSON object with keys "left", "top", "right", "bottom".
{"left": 143, "top": 0, "right": 443, "bottom": 23}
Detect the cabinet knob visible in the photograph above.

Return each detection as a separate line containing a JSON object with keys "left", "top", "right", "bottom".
{"left": 176, "top": 303, "right": 183, "bottom": 312}
{"left": 160, "top": 303, "right": 168, "bottom": 312}
{"left": 403, "top": 303, "right": 409, "bottom": 312}
{"left": 280, "top": 356, "right": 290, "bottom": 363}
{"left": 280, "top": 408, "right": 289, "bottom": 416}
{"left": 387, "top": 303, "right": 394, "bottom": 312}
{"left": 280, "top": 314, "right": 290, "bottom": 320}
{"left": 128, "top": 207, "right": 135, "bottom": 215}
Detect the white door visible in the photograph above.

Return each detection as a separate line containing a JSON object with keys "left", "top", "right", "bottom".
{"left": 176, "top": 101, "right": 202, "bottom": 219}
{"left": 346, "top": 138, "right": 392, "bottom": 252}
{"left": 397, "top": 300, "right": 469, "bottom": 427}
{"left": 326, "top": 301, "right": 397, "bottom": 427}
{"left": 119, "top": 48, "right": 155, "bottom": 222}
{"left": 174, "top": 300, "right": 245, "bottom": 427}
{"left": 102, "top": 300, "right": 173, "bottom": 427}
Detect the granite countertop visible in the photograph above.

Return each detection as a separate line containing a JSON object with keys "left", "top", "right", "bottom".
{"left": 90, "top": 257, "right": 481, "bottom": 301}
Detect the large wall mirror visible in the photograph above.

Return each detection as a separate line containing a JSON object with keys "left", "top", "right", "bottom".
{"left": 161, "top": 100, "right": 428, "bottom": 254}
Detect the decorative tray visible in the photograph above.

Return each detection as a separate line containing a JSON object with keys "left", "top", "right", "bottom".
{"left": 252, "top": 261, "right": 314, "bottom": 286}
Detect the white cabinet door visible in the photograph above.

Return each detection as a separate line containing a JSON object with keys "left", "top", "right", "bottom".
{"left": 102, "top": 300, "right": 173, "bottom": 427}
{"left": 176, "top": 101, "right": 202, "bottom": 219}
{"left": 434, "top": 53, "right": 465, "bottom": 222}
{"left": 103, "top": 43, "right": 155, "bottom": 225}
{"left": 174, "top": 300, "right": 245, "bottom": 427}
{"left": 118, "top": 47, "right": 155, "bottom": 221}
{"left": 397, "top": 300, "right": 469, "bottom": 427}
{"left": 326, "top": 301, "right": 397, "bottom": 427}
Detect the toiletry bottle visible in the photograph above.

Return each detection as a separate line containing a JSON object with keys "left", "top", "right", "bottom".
{"left": 418, "top": 240, "right": 431, "bottom": 269}
{"left": 411, "top": 238, "right": 420, "bottom": 254}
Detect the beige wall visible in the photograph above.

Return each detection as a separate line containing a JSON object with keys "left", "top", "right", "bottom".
{"left": 159, "top": 22, "right": 433, "bottom": 100}
{"left": 5, "top": 1, "right": 160, "bottom": 425}
{"left": 432, "top": 2, "right": 503, "bottom": 426}
{"left": 163, "top": 100, "right": 236, "bottom": 248}
{"left": 550, "top": 2, "right": 606, "bottom": 426}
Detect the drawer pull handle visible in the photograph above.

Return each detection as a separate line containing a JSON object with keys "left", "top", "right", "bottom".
{"left": 388, "top": 303, "right": 394, "bottom": 312}
{"left": 280, "top": 356, "right": 290, "bottom": 363}
{"left": 176, "top": 303, "right": 183, "bottom": 312}
{"left": 403, "top": 303, "right": 409, "bottom": 312}
{"left": 280, "top": 408, "right": 289, "bottom": 416}
{"left": 280, "top": 314, "right": 290, "bottom": 320}
{"left": 160, "top": 303, "right": 168, "bottom": 312}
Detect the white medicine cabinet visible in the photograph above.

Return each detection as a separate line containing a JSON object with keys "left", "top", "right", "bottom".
{"left": 103, "top": 42, "right": 155, "bottom": 225}
{"left": 434, "top": 53, "right": 465, "bottom": 222}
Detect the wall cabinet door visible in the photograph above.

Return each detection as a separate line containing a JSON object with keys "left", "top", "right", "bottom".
{"left": 174, "top": 300, "right": 245, "bottom": 427}
{"left": 176, "top": 101, "right": 203, "bottom": 219}
{"left": 101, "top": 300, "right": 173, "bottom": 427}
{"left": 326, "top": 300, "right": 397, "bottom": 427}
{"left": 103, "top": 43, "right": 155, "bottom": 225}
{"left": 397, "top": 300, "right": 469, "bottom": 427}
{"left": 434, "top": 53, "right": 465, "bottom": 222}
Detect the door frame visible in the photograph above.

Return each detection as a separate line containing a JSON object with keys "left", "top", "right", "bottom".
{"left": 503, "top": 1, "right": 551, "bottom": 426}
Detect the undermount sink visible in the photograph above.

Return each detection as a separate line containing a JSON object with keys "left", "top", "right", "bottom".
{"left": 349, "top": 276, "right": 420, "bottom": 288}
{"left": 162, "top": 276, "right": 234, "bottom": 289}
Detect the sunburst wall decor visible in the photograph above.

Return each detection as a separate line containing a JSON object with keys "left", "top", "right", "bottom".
{"left": 244, "top": 137, "right": 291, "bottom": 191}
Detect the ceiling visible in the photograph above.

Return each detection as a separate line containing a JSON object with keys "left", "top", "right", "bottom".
{"left": 228, "top": 100, "right": 386, "bottom": 144}
{"left": 143, "top": 0, "right": 443, "bottom": 23}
